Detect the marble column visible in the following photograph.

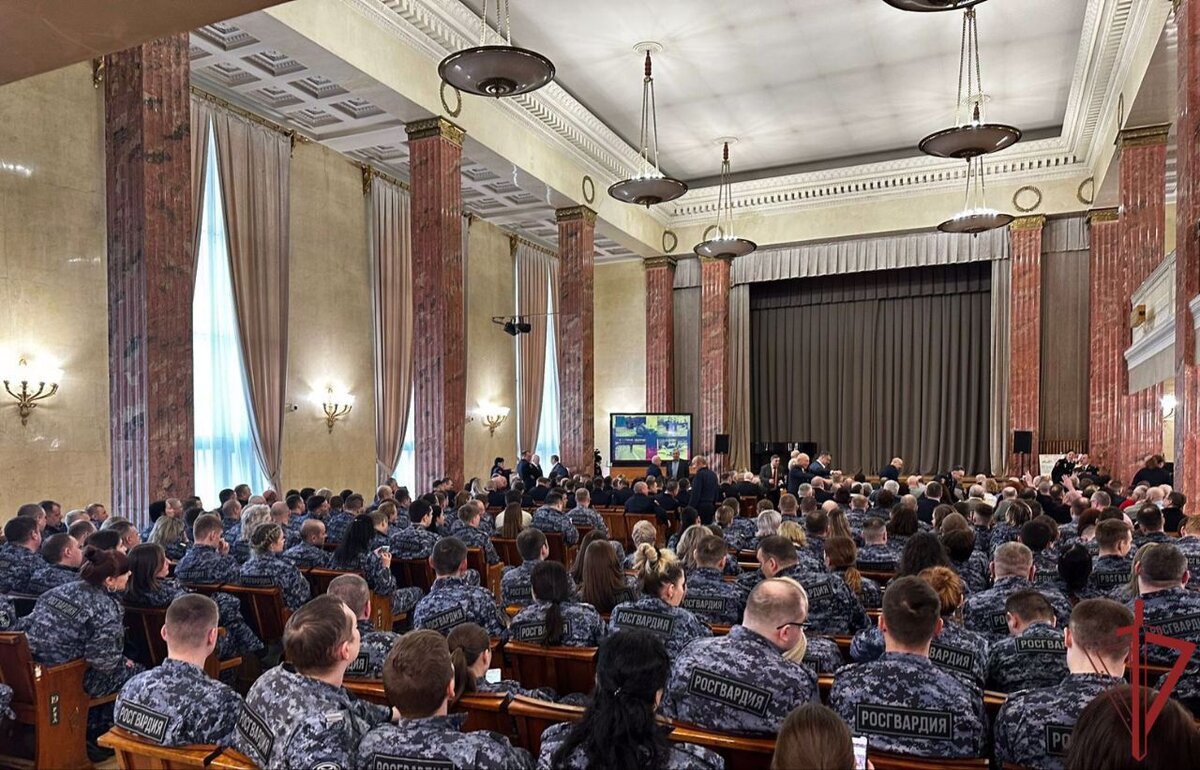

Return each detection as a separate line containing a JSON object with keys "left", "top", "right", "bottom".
{"left": 555, "top": 205, "right": 595, "bottom": 476}
{"left": 1177, "top": 0, "right": 1200, "bottom": 501}
{"left": 699, "top": 255, "right": 731, "bottom": 474}
{"left": 1087, "top": 208, "right": 1122, "bottom": 476}
{"left": 1117, "top": 125, "right": 1169, "bottom": 483}
{"left": 104, "top": 35, "right": 194, "bottom": 519}
{"left": 644, "top": 256, "right": 677, "bottom": 412}
{"left": 406, "top": 117, "right": 465, "bottom": 490}
{"left": 1007, "top": 215, "right": 1045, "bottom": 477}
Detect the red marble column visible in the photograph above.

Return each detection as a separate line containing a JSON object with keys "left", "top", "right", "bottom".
{"left": 644, "top": 256, "right": 677, "bottom": 412}
{"left": 1007, "top": 215, "right": 1045, "bottom": 477}
{"left": 699, "top": 256, "right": 731, "bottom": 474}
{"left": 406, "top": 117, "right": 466, "bottom": 490}
{"left": 555, "top": 206, "right": 595, "bottom": 476}
{"left": 105, "top": 35, "right": 194, "bottom": 519}
{"left": 1117, "top": 125, "right": 1169, "bottom": 483}
{"left": 1087, "top": 209, "right": 1121, "bottom": 475}
{"left": 1177, "top": 0, "right": 1200, "bottom": 502}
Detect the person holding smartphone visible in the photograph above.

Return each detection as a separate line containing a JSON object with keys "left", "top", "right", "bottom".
{"left": 772, "top": 703, "right": 871, "bottom": 770}
{"left": 331, "top": 515, "right": 423, "bottom": 615}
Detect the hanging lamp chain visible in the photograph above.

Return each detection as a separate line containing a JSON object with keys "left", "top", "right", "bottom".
{"left": 638, "top": 52, "right": 663, "bottom": 177}
{"left": 478, "top": 0, "right": 513, "bottom": 47}
{"left": 955, "top": 8, "right": 985, "bottom": 126}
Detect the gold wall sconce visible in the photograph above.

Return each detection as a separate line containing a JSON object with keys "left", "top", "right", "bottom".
{"left": 469, "top": 403, "right": 510, "bottom": 436}
{"left": 313, "top": 387, "right": 353, "bottom": 433}
{"left": 2, "top": 357, "right": 62, "bottom": 426}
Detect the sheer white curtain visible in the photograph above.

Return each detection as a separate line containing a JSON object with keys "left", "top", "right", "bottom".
{"left": 393, "top": 392, "right": 416, "bottom": 494}
{"left": 193, "top": 123, "right": 269, "bottom": 501}
{"left": 534, "top": 283, "right": 560, "bottom": 464}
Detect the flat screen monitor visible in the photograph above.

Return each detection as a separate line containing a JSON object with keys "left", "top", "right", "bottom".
{"left": 610, "top": 413, "right": 692, "bottom": 464}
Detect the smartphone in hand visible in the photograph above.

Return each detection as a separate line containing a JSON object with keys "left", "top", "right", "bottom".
{"left": 853, "top": 736, "right": 867, "bottom": 769}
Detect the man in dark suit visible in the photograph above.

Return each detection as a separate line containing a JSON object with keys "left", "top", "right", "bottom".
{"left": 529, "top": 478, "right": 551, "bottom": 504}
{"left": 879, "top": 457, "right": 904, "bottom": 482}
{"left": 758, "top": 455, "right": 786, "bottom": 493}
{"left": 787, "top": 454, "right": 813, "bottom": 496}
{"left": 916, "top": 481, "right": 942, "bottom": 524}
{"left": 688, "top": 455, "right": 720, "bottom": 525}
{"left": 808, "top": 452, "right": 832, "bottom": 478}
{"left": 611, "top": 477, "right": 635, "bottom": 506}
{"left": 529, "top": 454, "right": 545, "bottom": 484}
{"left": 486, "top": 477, "right": 508, "bottom": 509}
{"left": 646, "top": 456, "right": 664, "bottom": 479}
{"left": 732, "top": 472, "right": 762, "bottom": 499}
{"left": 516, "top": 450, "right": 535, "bottom": 490}
{"left": 665, "top": 450, "right": 690, "bottom": 480}
{"left": 655, "top": 479, "right": 681, "bottom": 515}
{"left": 548, "top": 455, "right": 569, "bottom": 481}
{"left": 624, "top": 481, "right": 667, "bottom": 523}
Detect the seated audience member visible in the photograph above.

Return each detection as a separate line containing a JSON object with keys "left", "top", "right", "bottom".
{"left": 496, "top": 493, "right": 531, "bottom": 536}
{"left": 124, "top": 543, "right": 261, "bottom": 659}
{"left": 238, "top": 523, "right": 311, "bottom": 611}
{"left": 850, "top": 566, "right": 989, "bottom": 692}
{"left": 1065, "top": 683, "right": 1200, "bottom": 770}
{"left": 825, "top": 535, "right": 882, "bottom": 609}
{"left": 794, "top": 545, "right": 869, "bottom": 636}
{"left": 578, "top": 539, "right": 639, "bottom": 614}
{"left": 107, "top": 519, "right": 143, "bottom": 553}
{"left": 680, "top": 534, "right": 747, "bottom": 625}
{"left": 720, "top": 502, "right": 757, "bottom": 551}
{"left": 70, "top": 518, "right": 97, "bottom": 547}
{"left": 355, "top": 628, "right": 535, "bottom": 762}
{"left": 450, "top": 502, "right": 501, "bottom": 565}
{"left": 87, "top": 502, "right": 110, "bottom": 525}
{"left": 963, "top": 542, "right": 1071, "bottom": 640}
{"left": 856, "top": 517, "right": 898, "bottom": 572}
{"left": 609, "top": 544, "right": 712, "bottom": 658}
{"left": 531, "top": 490, "right": 580, "bottom": 545}
{"left": 506, "top": 560, "right": 604, "bottom": 647}
{"left": 412, "top": 537, "right": 507, "bottom": 637}
{"left": 985, "top": 589, "right": 1068, "bottom": 693}
{"left": 994, "top": 598, "right": 1132, "bottom": 770}
{"left": 282, "top": 518, "right": 331, "bottom": 569}
{"left": 0, "top": 514, "right": 43, "bottom": 592}
{"left": 1176, "top": 513, "right": 1200, "bottom": 590}
{"left": 175, "top": 514, "right": 240, "bottom": 585}
{"left": 502, "top": 528, "right": 554, "bottom": 607}
{"left": 1021, "top": 518, "right": 1060, "bottom": 583}
{"left": 40, "top": 499, "right": 66, "bottom": 536}
{"left": 333, "top": 515, "right": 422, "bottom": 615}
{"left": 1134, "top": 504, "right": 1174, "bottom": 547}
{"left": 327, "top": 573, "right": 400, "bottom": 680}
{"left": 1108, "top": 542, "right": 1157, "bottom": 604}
{"left": 147, "top": 514, "right": 188, "bottom": 562}
{"left": 114, "top": 594, "right": 242, "bottom": 746}
{"left": 738, "top": 534, "right": 813, "bottom": 593}
{"left": 672, "top": 524, "right": 712, "bottom": 572}
{"left": 567, "top": 487, "right": 607, "bottom": 537}
{"left": 896, "top": 531, "right": 951, "bottom": 578}
{"left": 623, "top": 481, "right": 667, "bottom": 522}
{"left": 324, "top": 493, "right": 360, "bottom": 544}
{"left": 27, "top": 532, "right": 83, "bottom": 594}
{"left": 539, "top": 630, "right": 723, "bottom": 769}
{"left": 448, "top": 622, "right": 554, "bottom": 702}
{"left": 1130, "top": 542, "right": 1200, "bottom": 666}
{"left": 18, "top": 547, "right": 144, "bottom": 755}
{"left": 1088, "top": 519, "right": 1135, "bottom": 593}
{"left": 886, "top": 504, "right": 921, "bottom": 552}
{"left": 941, "top": 523, "right": 989, "bottom": 593}
{"left": 88, "top": 528, "right": 124, "bottom": 552}
{"left": 622, "top": 519, "right": 658, "bottom": 569}
{"left": 747, "top": 510, "right": 783, "bottom": 554}
{"left": 772, "top": 703, "right": 857, "bottom": 770}
{"left": 392, "top": 499, "right": 440, "bottom": 560}
{"left": 235, "top": 595, "right": 394, "bottom": 767}
{"left": 989, "top": 499, "right": 1032, "bottom": 556}
{"left": 1161, "top": 491, "right": 1187, "bottom": 535}
{"left": 670, "top": 507, "right": 702, "bottom": 550}
{"left": 663, "top": 577, "right": 818, "bottom": 734}
{"left": 831, "top": 576, "right": 986, "bottom": 758}
{"left": 1054, "top": 543, "right": 1103, "bottom": 603}
{"left": 655, "top": 479, "right": 682, "bottom": 515}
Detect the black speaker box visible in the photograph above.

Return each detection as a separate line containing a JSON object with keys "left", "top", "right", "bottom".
{"left": 714, "top": 434, "right": 731, "bottom": 454}
{"left": 1013, "top": 430, "right": 1033, "bottom": 454}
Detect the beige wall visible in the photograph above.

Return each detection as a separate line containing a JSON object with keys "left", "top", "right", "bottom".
{"left": 594, "top": 260, "right": 647, "bottom": 465}
{"left": 280, "top": 140, "right": 376, "bottom": 495}
{"left": 0, "top": 63, "right": 109, "bottom": 522}
{"left": 464, "top": 218, "right": 517, "bottom": 481}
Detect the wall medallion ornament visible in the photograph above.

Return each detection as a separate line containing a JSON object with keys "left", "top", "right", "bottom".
{"left": 1076, "top": 177, "right": 1095, "bottom": 205}
{"left": 1012, "top": 185, "right": 1042, "bottom": 213}
{"left": 582, "top": 174, "right": 595, "bottom": 204}
{"left": 662, "top": 230, "right": 677, "bottom": 253}
{"left": 440, "top": 81, "right": 462, "bottom": 117}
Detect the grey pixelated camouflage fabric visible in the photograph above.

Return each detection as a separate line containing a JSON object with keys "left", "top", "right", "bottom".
{"left": 115, "top": 658, "right": 243, "bottom": 746}
{"left": 412, "top": 576, "right": 508, "bottom": 637}
{"left": 175, "top": 544, "right": 240, "bottom": 585}
{"left": 735, "top": 563, "right": 811, "bottom": 594}
{"left": 849, "top": 621, "right": 989, "bottom": 692}
{"left": 566, "top": 505, "right": 608, "bottom": 538}
{"left": 537, "top": 721, "right": 724, "bottom": 770}
{"left": 24, "top": 562, "right": 79, "bottom": 595}
{"left": 346, "top": 619, "right": 400, "bottom": 679}
{"left": 962, "top": 576, "right": 1071, "bottom": 641}
{"left": 451, "top": 521, "right": 502, "bottom": 565}
{"left": 830, "top": 651, "right": 987, "bottom": 758}
{"left": 530, "top": 506, "right": 580, "bottom": 546}
{"left": 390, "top": 525, "right": 440, "bottom": 561}
{"left": 680, "top": 567, "right": 747, "bottom": 625}
{"left": 331, "top": 549, "right": 423, "bottom": 615}
{"left": 1088, "top": 554, "right": 1134, "bottom": 593}
{"left": 949, "top": 551, "right": 990, "bottom": 594}
{"left": 802, "top": 636, "right": 846, "bottom": 675}
{"left": 985, "top": 621, "right": 1069, "bottom": 694}
{"left": 1126, "top": 586, "right": 1200, "bottom": 666}
{"left": 0, "top": 542, "right": 42, "bottom": 593}
{"left": 855, "top": 543, "right": 899, "bottom": 574}
{"left": 661, "top": 625, "right": 819, "bottom": 735}
{"left": 122, "top": 577, "right": 262, "bottom": 658}
{"left": 281, "top": 541, "right": 332, "bottom": 569}
{"left": 0, "top": 595, "right": 15, "bottom": 629}
{"left": 993, "top": 673, "right": 1122, "bottom": 770}
{"left": 357, "top": 712, "right": 533, "bottom": 769}
{"left": 505, "top": 600, "right": 605, "bottom": 647}
{"left": 238, "top": 552, "right": 311, "bottom": 610}
{"left": 796, "top": 571, "right": 869, "bottom": 636}
{"left": 607, "top": 595, "right": 711, "bottom": 658}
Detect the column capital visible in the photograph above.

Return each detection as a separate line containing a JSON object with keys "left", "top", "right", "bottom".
{"left": 1010, "top": 215, "right": 1047, "bottom": 232}
{"left": 1087, "top": 207, "right": 1120, "bottom": 224}
{"left": 555, "top": 205, "right": 597, "bottom": 225}
{"left": 643, "top": 255, "right": 678, "bottom": 270}
{"left": 698, "top": 253, "right": 736, "bottom": 263}
{"left": 405, "top": 116, "right": 465, "bottom": 145}
{"left": 1117, "top": 123, "right": 1171, "bottom": 150}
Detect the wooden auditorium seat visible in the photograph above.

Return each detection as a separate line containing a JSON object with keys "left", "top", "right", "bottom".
{"left": 465, "top": 548, "right": 505, "bottom": 603}
{"left": 500, "top": 641, "right": 597, "bottom": 697}
{"left": 738, "top": 497, "right": 758, "bottom": 518}
{"left": 508, "top": 695, "right": 584, "bottom": 758}
{"left": 666, "top": 720, "right": 775, "bottom": 770}
{"left": 542, "top": 531, "right": 576, "bottom": 565}
{"left": 491, "top": 537, "right": 522, "bottom": 568}
{"left": 869, "top": 753, "right": 988, "bottom": 770}
{"left": 97, "top": 727, "right": 220, "bottom": 769}
{"left": 393, "top": 558, "right": 435, "bottom": 593}
{"left": 122, "top": 605, "right": 240, "bottom": 679}
{"left": 624, "top": 512, "right": 666, "bottom": 547}
{"left": 453, "top": 692, "right": 511, "bottom": 735}
{"left": 599, "top": 512, "right": 629, "bottom": 547}
{"left": 184, "top": 584, "right": 289, "bottom": 650}
{"left": 206, "top": 747, "right": 258, "bottom": 769}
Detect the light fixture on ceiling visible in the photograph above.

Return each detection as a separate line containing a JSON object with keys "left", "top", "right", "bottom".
{"left": 881, "top": 0, "right": 988, "bottom": 12}
{"left": 608, "top": 43, "right": 688, "bottom": 208}
{"left": 937, "top": 155, "right": 1013, "bottom": 234}
{"left": 438, "top": 0, "right": 555, "bottom": 98}
{"left": 694, "top": 139, "right": 756, "bottom": 260}
{"left": 919, "top": 8, "right": 1020, "bottom": 160}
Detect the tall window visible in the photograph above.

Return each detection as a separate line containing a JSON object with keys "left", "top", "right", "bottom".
{"left": 393, "top": 392, "right": 416, "bottom": 493}
{"left": 534, "top": 285, "right": 560, "bottom": 465}
{"left": 193, "top": 124, "right": 269, "bottom": 501}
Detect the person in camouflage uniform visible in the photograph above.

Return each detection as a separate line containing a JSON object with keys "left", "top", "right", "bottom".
{"left": 281, "top": 519, "right": 332, "bottom": 569}
{"left": 831, "top": 576, "right": 986, "bottom": 759}
{"left": 0, "top": 515, "right": 43, "bottom": 593}
{"left": 392, "top": 499, "right": 441, "bottom": 560}
{"left": 505, "top": 561, "right": 604, "bottom": 647}
{"left": 942, "top": 526, "right": 990, "bottom": 594}
{"left": 413, "top": 537, "right": 508, "bottom": 637}
{"left": 238, "top": 523, "right": 311, "bottom": 610}
{"left": 662, "top": 577, "right": 818, "bottom": 734}
{"left": 327, "top": 574, "right": 400, "bottom": 680}
{"left": 985, "top": 589, "right": 1069, "bottom": 693}
{"left": 26, "top": 532, "right": 83, "bottom": 594}
{"left": 501, "top": 529, "right": 577, "bottom": 608}
{"left": 0, "top": 594, "right": 15, "bottom": 629}
{"left": 1174, "top": 514, "right": 1200, "bottom": 590}
{"left": 856, "top": 517, "right": 900, "bottom": 573}
{"left": 234, "top": 596, "right": 394, "bottom": 769}
{"left": 332, "top": 515, "right": 422, "bottom": 615}
{"left": 1127, "top": 542, "right": 1200, "bottom": 666}
{"left": 114, "top": 594, "right": 242, "bottom": 746}
{"left": 448, "top": 622, "right": 557, "bottom": 702}
{"left": 962, "top": 542, "right": 1071, "bottom": 641}
{"left": 1088, "top": 519, "right": 1135, "bottom": 593}
{"left": 608, "top": 545, "right": 711, "bottom": 658}
{"left": 567, "top": 488, "right": 609, "bottom": 537}
{"left": 736, "top": 535, "right": 817, "bottom": 595}
{"left": 450, "top": 502, "right": 501, "bottom": 564}
{"left": 994, "top": 598, "right": 1133, "bottom": 770}
{"left": 530, "top": 491, "right": 579, "bottom": 546}
{"left": 681, "top": 535, "right": 748, "bottom": 626}
{"left": 175, "top": 514, "right": 240, "bottom": 585}
{"left": 356, "top": 629, "right": 533, "bottom": 769}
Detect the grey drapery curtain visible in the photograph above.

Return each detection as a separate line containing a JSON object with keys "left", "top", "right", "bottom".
{"left": 515, "top": 244, "right": 558, "bottom": 454}
{"left": 673, "top": 287, "right": 701, "bottom": 419}
{"left": 369, "top": 177, "right": 413, "bottom": 483}
{"left": 989, "top": 257, "right": 1012, "bottom": 475}
{"left": 190, "top": 96, "right": 212, "bottom": 272}
{"left": 211, "top": 110, "right": 291, "bottom": 490}
{"left": 728, "top": 285, "right": 751, "bottom": 471}
{"left": 1039, "top": 216, "right": 1091, "bottom": 453}
{"left": 750, "top": 262, "right": 992, "bottom": 475}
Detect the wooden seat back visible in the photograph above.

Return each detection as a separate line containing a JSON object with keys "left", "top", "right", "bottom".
{"left": 738, "top": 497, "right": 759, "bottom": 518}
{"left": 97, "top": 727, "right": 219, "bottom": 769}
{"left": 501, "top": 641, "right": 597, "bottom": 696}
{"left": 343, "top": 678, "right": 388, "bottom": 705}
{"left": 600, "top": 512, "right": 629, "bottom": 547}
{"left": 466, "top": 548, "right": 505, "bottom": 603}
{"left": 870, "top": 753, "right": 989, "bottom": 770}
{"left": 206, "top": 748, "right": 259, "bottom": 769}
{"left": 667, "top": 721, "right": 776, "bottom": 770}
{"left": 305, "top": 567, "right": 395, "bottom": 630}
{"left": 491, "top": 537, "right": 522, "bottom": 568}
{"left": 453, "top": 692, "right": 511, "bottom": 735}
{"left": 507, "top": 695, "right": 585, "bottom": 757}
{"left": 542, "top": 531, "right": 576, "bottom": 565}
{"left": 818, "top": 673, "right": 834, "bottom": 704}
{"left": 0, "top": 631, "right": 92, "bottom": 769}
{"left": 393, "top": 558, "right": 435, "bottom": 593}
{"left": 123, "top": 604, "right": 170, "bottom": 668}
{"left": 188, "top": 584, "right": 289, "bottom": 647}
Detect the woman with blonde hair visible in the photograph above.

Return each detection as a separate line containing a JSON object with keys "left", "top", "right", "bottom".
{"left": 673, "top": 524, "right": 712, "bottom": 572}
{"left": 147, "top": 515, "right": 187, "bottom": 561}
{"left": 608, "top": 544, "right": 711, "bottom": 658}
{"left": 622, "top": 519, "right": 658, "bottom": 569}
{"left": 231, "top": 503, "right": 272, "bottom": 564}
{"left": 748, "top": 510, "right": 782, "bottom": 553}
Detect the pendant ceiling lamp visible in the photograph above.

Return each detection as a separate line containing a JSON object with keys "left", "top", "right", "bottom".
{"left": 937, "top": 154, "right": 1013, "bottom": 234}
{"left": 881, "top": 0, "right": 987, "bottom": 12}
{"left": 608, "top": 43, "right": 688, "bottom": 208}
{"left": 694, "top": 140, "right": 756, "bottom": 259}
{"left": 919, "top": 8, "right": 1020, "bottom": 159}
{"left": 438, "top": 0, "right": 554, "bottom": 98}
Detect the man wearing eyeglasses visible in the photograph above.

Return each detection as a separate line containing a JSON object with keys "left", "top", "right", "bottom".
{"left": 660, "top": 578, "right": 819, "bottom": 735}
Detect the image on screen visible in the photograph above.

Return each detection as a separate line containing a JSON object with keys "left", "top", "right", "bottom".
{"left": 610, "top": 413, "right": 692, "bottom": 463}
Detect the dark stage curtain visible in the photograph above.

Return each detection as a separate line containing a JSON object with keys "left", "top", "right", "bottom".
{"left": 750, "top": 261, "right": 991, "bottom": 475}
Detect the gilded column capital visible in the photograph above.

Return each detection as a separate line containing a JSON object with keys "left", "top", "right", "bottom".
{"left": 1116, "top": 123, "right": 1171, "bottom": 150}
{"left": 555, "top": 205, "right": 597, "bottom": 225}
{"left": 643, "top": 255, "right": 678, "bottom": 270}
{"left": 405, "top": 116, "right": 465, "bottom": 145}
{"left": 1009, "top": 215, "right": 1047, "bottom": 232}
{"left": 1087, "top": 207, "right": 1119, "bottom": 224}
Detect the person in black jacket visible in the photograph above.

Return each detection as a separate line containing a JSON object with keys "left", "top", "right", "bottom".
{"left": 516, "top": 450, "right": 535, "bottom": 490}
{"left": 787, "top": 455, "right": 812, "bottom": 496}
{"left": 1131, "top": 454, "right": 1172, "bottom": 489}
{"left": 664, "top": 450, "right": 690, "bottom": 480}
{"left": 688, "top": 456, "right": 720, "bottom": 525}
{"left": 624, "top": 482, "right": 667, "bottom": 523}
{"left": 879, "top": 457, "right": 904, "bottom": 482}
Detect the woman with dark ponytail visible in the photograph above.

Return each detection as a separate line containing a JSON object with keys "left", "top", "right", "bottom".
{"left": 506, "top": 560, "right": 603, "bottom": 647}
{"left": 446, "top": 622, "right": 555, "bottom": 703}
{"left": 540, "top": 630, "right": 723, "bottom": 769}
{"left": 332, "top": 514, "right": 423, "bottom": 614}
